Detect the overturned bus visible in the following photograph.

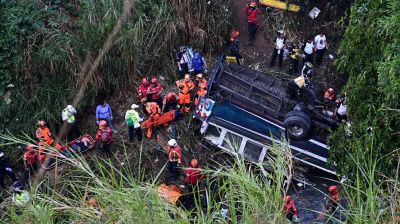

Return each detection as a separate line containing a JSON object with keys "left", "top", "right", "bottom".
{"left": 194, "top": 56, "right": 338, "bottom": 175}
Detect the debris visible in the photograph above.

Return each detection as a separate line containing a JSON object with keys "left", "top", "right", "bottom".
{"left": 309, "top": 7, "right": 321, "bottom": 19}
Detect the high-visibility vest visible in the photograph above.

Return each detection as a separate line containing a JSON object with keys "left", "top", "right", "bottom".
{"left": 62, "top": 108, "right": 75, "bottom": 123}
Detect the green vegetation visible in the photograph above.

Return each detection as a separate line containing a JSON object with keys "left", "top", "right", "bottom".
{"left": 331, "top": 0, "right": 400, "bottom": 179}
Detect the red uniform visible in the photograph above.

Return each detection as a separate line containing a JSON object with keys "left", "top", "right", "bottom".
{"left": 23, "top": 151, "right": 37, "bottom": 166}
{"left": 138, "top": 83, "right": 149, "bottom": 101}
{"left": 243, "top": 6, "right": 261, "bottom": 23}
{"left": 284, "top": 197, "right": 300, "bottom": 220}
{"left": 95, "top": 127, "right": 113, "bottom": 143}
{"left": 185, "top": 165, "right": 205, "bottom": 185}
{"left": 163, "top": 92, "right": 179, "bottom": 105}
{"left": 147, "top": 83, "right": 163, "bottom": 101}
{"left": 324, "top": 90, "right": 335, "bottom": 102}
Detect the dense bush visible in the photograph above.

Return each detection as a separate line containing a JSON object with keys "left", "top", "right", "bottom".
{"left": 331, "top": 0, "right": 400, "bottom": 179}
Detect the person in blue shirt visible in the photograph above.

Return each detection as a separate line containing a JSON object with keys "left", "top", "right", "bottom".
{"left": 96, "top": 100, "right": 117, "bottom": 133}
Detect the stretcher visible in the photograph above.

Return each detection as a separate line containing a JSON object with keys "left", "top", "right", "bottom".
{"left": 42, "top": 134, "right": 95, "bottom": 169}
{"left": 260, "top": 0, "right": 301, "bottom": 12}
{"left": 141, "top": 110, "right": 179, "bottom": 138}
{"left": 157, "top": 184, "right": 182, "bottom": 205}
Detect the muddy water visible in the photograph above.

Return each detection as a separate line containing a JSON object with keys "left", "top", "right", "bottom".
{"left": 289, "top": 169, "right": 346, "bottom": 223}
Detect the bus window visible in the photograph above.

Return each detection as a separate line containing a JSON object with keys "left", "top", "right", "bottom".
{"left": 221, "top": 132, "right": 243, "bottom": 153}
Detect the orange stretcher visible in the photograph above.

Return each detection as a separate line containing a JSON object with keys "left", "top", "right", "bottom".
{"left": 260, "top": 0, "right": 301, "bottom": 12}
{"left": 141, "top": 110, "right": 177, "bottom": 138}
{"left": 157, "top": 184, "right": 182, "bottom": 205}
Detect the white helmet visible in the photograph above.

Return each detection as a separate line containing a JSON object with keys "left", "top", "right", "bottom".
{"left": 168, "top": 139, "right": 177, "bottom": 147}
{"left": 67, "top": 105, "right": 74, "bottom": 111}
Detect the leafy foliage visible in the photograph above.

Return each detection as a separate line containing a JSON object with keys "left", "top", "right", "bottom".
{"left": 331, "top": 0, "right": 400, "bottom": 179}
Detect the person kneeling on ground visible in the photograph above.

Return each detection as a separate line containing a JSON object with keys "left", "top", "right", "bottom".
{"left": 94, "top": 120, "right": 113, "bottom": 157}
{"left": 125, "top": 104, "right": 143, "bottom": 142}
{"left": 167, "top": 139, "right": 182, "bottom": 180}
{"left": 185, "top": 159, "right": 205, "bottom": 191}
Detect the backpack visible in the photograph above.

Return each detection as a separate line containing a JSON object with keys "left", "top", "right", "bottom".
{"left": 100, "top": 129, "right": 111, "bottom": 143}
{"left": 192, "top": 53, "right": 203, "bottom": 72}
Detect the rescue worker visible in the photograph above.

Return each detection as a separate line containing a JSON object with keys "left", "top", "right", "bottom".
{"left": 61, "top": 104, "right": 80, "bottom": 141}
{"left": 162, "top": 92, "right": 179, "bottom": 113}
{"left": 270, "top": 30, "right": 287, "bottom": 68}
{"left": 229, "top": 30, "right": 242, "bottom": 64}
{"left": 323, "top": 88, "right": 335, "bottom": 111}
{"left": 94, "top": 120, "right": 113, "bottom": 157}
{"left": 0, "top": 151, "right": 18, "bottom": 189}
{"left": 147, "top": 77, "right": 163, "bottom": 107}
{"left": 243, "top": 1, "right": 261, "bottom": 45}
{"left": 314, "top": 32, "right": 328, "bottom": 66}
{"left": 125, "top": 104, "right": 143, "bottom": 142}
{"left": 138, "top": 78, "right": 150, "bottom": 113}
{"left": 288, "top": 43, "right": 301, "bottom": 75}
{"left": 284, "top": 195, "right": 300, "bottom": 223}
{"left": 37, "top": 142, "right": 47, "bottom": 165}
{"left": 167, "top": 139, "right": 182, "bottom": 179}
{"left": 35, "top": 120, "right": 53, "bottom": 145}
{"left": 23, "top": 145, "right": 37, "bottom": 180}
{"left": 334, "top": 96, "right": 347, "bottom": 123}
{"left": 185, "top": 159, "right": 205, "bottom": 191}
{"left": 96, "top": 100, "right": 117, "bottom": 133}
{"left": 176, "top": 74, "right": 195, "bottom": 113}
{"left": 192, "top": 52, "right": 207, "bottom": 75}
{"left": 146, "top": 101, "right": 161, "bottom": 120}
{"left": 194, "top": 73, "right": 208, "bottom": 106}
{"left": 12, "top": 181, "right": 30, "bottom": 207}
{"left": 176, "top": 46, "right": 190, "bottom": 79}
{"left": 302, "top": 37, "right": 315, "bottom": 64}
{"left": 325, "top": 185, "right": 340, "bottom": 213}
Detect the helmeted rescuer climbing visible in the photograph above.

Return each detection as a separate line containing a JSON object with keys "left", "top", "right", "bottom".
{"left": 94, "top": 120, "right": 113, "bottom": 157}
{"left": 0, "top": 151, "right": 18, "bottom": 189}
{"left": 138, "top": 77, "right": 150, "bottom": 113}
{"left": 162, "top": 92, "right": 179, "bottom": 113}
{"left": 125, "top": 104, "right": 143, "bottom": 142}
{"left": 61, "top": 104, "right": 80, "bottom": 141}
{"left": 229, "top": 29, "right": 242, "bottom": 64}
{"left": 284, "top": 195, "right": 300, "bottom": 223}
{"left": 23, "top": 144, "right": 37, "bottom": 180}
{"left": 194, "top": 73, "right": 208, "bottom": 106}
{"left": 176, "top": 74, "right": 195, "bottom": 113}
{"left": 323, "top": 87, "right": 335, "bottom": 111}
{"left": 167, "top": 139, "right": 182, "bottom": 179}
{"left": 191, "top": 52, "right": 207, "bottom": 75}
{"left": 146, "top": 77, "right": 163, "bottom": 107}
{"left": 243, "top": 1, "right": 260, "bottom": 45}
{"left": 325, "top": 185, "right": 340, "bottom": 213}
{"left": 185, "top": 159, "right": 205, "bottom": 189}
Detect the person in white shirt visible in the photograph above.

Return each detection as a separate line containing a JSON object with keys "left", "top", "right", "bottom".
{"left": 302, "top": 37, "right": 315, "bottom": 64}
{"left": 334, "top": 96, "right": 347, "bottom": 123}
{"left": 269, "top": 30, "right": 287, "bottom": 68}
{"left": 314, "top": 33, "right": 328, "bottom": 66}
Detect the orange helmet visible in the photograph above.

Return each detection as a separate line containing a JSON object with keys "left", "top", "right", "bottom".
{"left": 142, "top": 78, "right": 149, "bottom": 86}
{"left": 328, "top": 185, "right": 338, "bottom": 193}
{"left": 284, "top": 195, "right": 292, "bottom": 204}
{"left": 99, "top": 120, "right": 107, "bottom": 128}
{"left": 249, "top": 1, "right": 256, "bottom": 7}
{"left": 37, "top": 120, "right": 46, "bottom": 127}
{"left": 328, "top": 88, "right": 334, "bottom": 94}
{"left": 26, "top": 144, "right": 35, "bottom": 151}
{"left": 151, "top": 77, "right": 158, "bottom": 84}
{"left": 190, "top": 159, "right": 199, "bottom": 167}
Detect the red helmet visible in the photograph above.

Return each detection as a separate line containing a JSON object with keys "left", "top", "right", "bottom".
{"left": 99, "top": 120, "right": 107, "bottom": 128}
{"left": 151, "top": 77, "right": 158, "bottom": 84}
{"left": 328, "top": 185, "right": 338, "bottom": 193}
{"left": 190, "top": 159, "right": 199, "bottom": 167}
{"left": 26, "top": 144, "right": 35, "bottom": 151}
{"left": 284, "top": 195, "right": 292, "bottom": 204}
{"left": 142, "top": 78, "right": 149, "bottom": 86}
{"left": 328, "top": 88, "right": 334, "bottom": 94}
{"left": 249, "top": 1, "right": 256, "bottom": 7}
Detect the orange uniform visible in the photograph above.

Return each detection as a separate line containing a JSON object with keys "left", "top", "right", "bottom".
{"left": 176, "top": 78, "right": 195, "bottom": 113}
{"left": 146, "top": 102, "right": 161, "bottom": 119}
{"left": 35, "top": 127, "right": 53, "bottom": 145}
{"left": 195, "top": 78, "right": 208, "bottom": 106}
